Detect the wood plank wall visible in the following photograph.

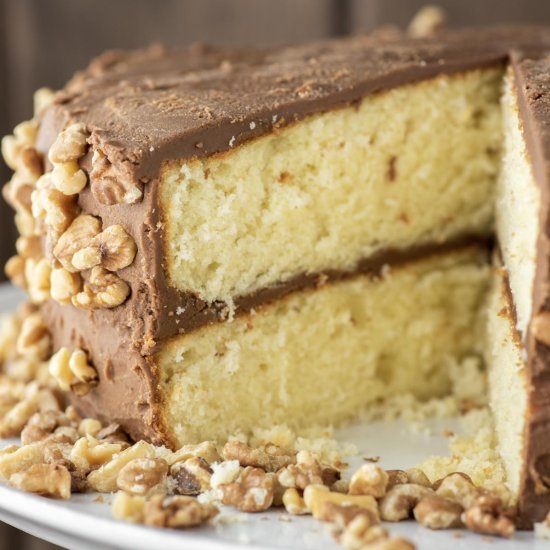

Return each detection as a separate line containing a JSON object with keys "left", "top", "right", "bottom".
{"left": 2, "top": 0, "right": 550, "bottom": 278}
{"left": 1, "top": 1, "right": 550, "bottom": 548}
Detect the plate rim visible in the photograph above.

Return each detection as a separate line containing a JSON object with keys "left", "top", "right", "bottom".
{"left": 0, "top": 482, "right": 274, "bottom": 550}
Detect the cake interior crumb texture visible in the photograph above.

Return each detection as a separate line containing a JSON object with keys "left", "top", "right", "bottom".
{"left": 159, "top": 247, "right": 489, "bottom": 444}
{"left": 418, "top": 407, "right": 511, "bottom": 500}
{"left": 161, "top": 68, "right": 502, "bottom": 304}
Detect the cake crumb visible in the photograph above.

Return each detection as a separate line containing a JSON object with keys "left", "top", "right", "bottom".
{"left": 210, "top": 460, "right": 241, "bottom": 488}
{"left": 246, "top": 424, "right": 357, "bottom": 466}
{"left": 212, "top": 513, "right": 249, "bottom": 526}
{"left": 417, "top": 408, "right": 510, "bottom": 501}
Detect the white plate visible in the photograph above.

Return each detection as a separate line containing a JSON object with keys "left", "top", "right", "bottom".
{"left": 0, "top": 283, "right": 545, "bottom": 550}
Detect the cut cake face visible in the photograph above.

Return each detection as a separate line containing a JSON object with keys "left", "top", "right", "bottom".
{"left": 492, "top": 55, "right": 550, "bottom": 525}
{"left": 3, "top": 27, "right": 550, "bottom": 526}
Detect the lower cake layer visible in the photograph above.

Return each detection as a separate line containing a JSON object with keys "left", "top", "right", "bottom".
{"left": 156, "top": 246, "right": 490, "bottom": 446}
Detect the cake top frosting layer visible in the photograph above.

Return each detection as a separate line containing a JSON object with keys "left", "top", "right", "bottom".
{"left": 37, "top": 26, "right": 550, "bottom": 182}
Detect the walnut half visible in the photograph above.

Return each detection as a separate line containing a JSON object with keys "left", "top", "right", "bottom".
{"left": 117, "top": 457, "right": 168, "bottom": 496}
{"left": 90, "top": 151, "right": 143, "bottom": 205}
{"left": 462, "top": 495, "right": 515, "bottom": 538}
{"left": 71, "top": 225, "right": 137, "bottom": 272}
{"left": 72, "top": 267, "right": 130, "bottom": 310}
{"left": 10, "top": 463, "right": 72, "bottom": 500}
{"left": 143, "top": 495, "right": 218, "bottom": 528}
{"left": 219, "top": 466, "right": 275, "bottom": 513}
{"left": 53, "top": 214, "right": 101, "bottom": 272}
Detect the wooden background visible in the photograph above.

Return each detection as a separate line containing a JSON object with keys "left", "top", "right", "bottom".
{"left": 1, "top": 0, "right": 550, "bottom": 548}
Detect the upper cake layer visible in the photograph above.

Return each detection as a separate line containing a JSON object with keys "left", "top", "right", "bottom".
{"left": 161, "top": 68, "right": 500, "bottom": 303}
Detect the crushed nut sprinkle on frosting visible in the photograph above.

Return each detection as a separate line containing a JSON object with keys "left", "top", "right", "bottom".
{"left": 1, "top": 100, "right": 137, "bottom": 311}
{"left": 72, "top": 266, "right": 131, "bottom": 310}
{"left": 71, "top": 225, "right": 137, "bottom": 272}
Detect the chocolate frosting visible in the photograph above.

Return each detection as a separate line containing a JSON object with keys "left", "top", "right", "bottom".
{"left": 29, "top": 27, "right": 550, "bottom": 526}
